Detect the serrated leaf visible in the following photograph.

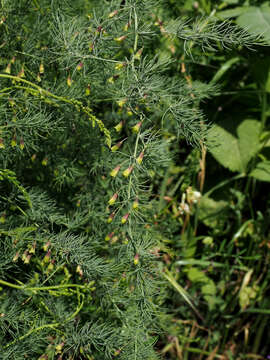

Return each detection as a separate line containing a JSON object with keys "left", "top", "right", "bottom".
{"left": 250, "top": 161, "right": 270, "bottom": 182}
{"left": 208, "top": 119, "right": 260, "bottom": 173}
{"left": 236, "top": 3, "right": 270, "bottom": 45}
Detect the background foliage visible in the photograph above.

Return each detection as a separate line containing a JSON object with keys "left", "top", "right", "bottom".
{"left": 0, "top": 0, "right": 269, "bottom": 359}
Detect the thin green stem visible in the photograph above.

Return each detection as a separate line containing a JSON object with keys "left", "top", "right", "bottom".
{"left": 0, "top": 279, "right": 93, "bottom": 292}
{"left": 0, "top": 74, "right": 69, "bottom": 102}
{"left": 175, "top": 259, "right": 248, "bottom": 271}
{"left": 64, "top": 292, "right": 85, "bottom": 322}
{"left": 133, "top": 7, "right": 138, "bottom": 55}
{"left": 158, "top": 166, "right": 171, "bottom": 213}
{"left": 3, "top": 291, "right": 84, "bottom": 349}
{"left": 24, "top": 283, "right": 89, "bottom": 291}
{"left": 0, "top": 279, "right": 22, "bottom": 289}
{"left": 260, "top": 91, "right": 267, "bottom": 132}
{"left": 81, "top": 54, "right": 123, "bottom": 64}
{"left": 32, "top": 0, "right": 40, "bottom": 10}
{"left": 0, "top": 73, "right": 111, "bottom": 147}
{"left": 126, "top": 5, "right": 140, "bottom": 204}
{"left": 184, "top": 346, "right": 224, "bottom": 359}
{"left": 204, "top": 173, "right": 245, "bottom": 197}
{"left": 125, "top": 8, "right": 142, "bottom": 251}
{"left": 4, "top": 323, "right": 59, "bottom": 349}
{"left": 134, "top": 332, "right": 138, "bottom": 360}
{"left": 130, "top": 6, "right": 139, "bottom": 83}
{"left": 252, "top": 315, "right": 268, "bottom": 353}
{"left": 40, "top": 263, "right": 65, "bottom": 286}
{"left": 245, "top": 308, "right": 270, "bottom": 315}
{"left": 0, "top": 86, "right": 14, "bottom": 93}
{"left": 162, "top": 268, "right": 204, "bottom": 322}
{"left": 127, "top": 128, "right": 141, "bottom": 200}
{"left": 127, "top": 127, "right": 141, "bottom": 249}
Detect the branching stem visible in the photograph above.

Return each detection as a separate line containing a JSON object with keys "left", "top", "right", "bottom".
{"left": 0, "top": 279, "right": 93, "bottom": 292}
{"left": 0, "top": 73, "right": 111, "bottom": 147}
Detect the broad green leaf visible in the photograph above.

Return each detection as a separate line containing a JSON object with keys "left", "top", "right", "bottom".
{"left": 208, "top": 124, "right": 242, "bottom": 172}
{"left": 216, "top": 6, "right": 250, "bottom": 20}
{"left": 250, "top": 161, "right": 270, "bottom": 182}
{"left": 208, "top": 119, "right": 261, "bottom": 173}
{"left": 236, "top": 3, "right": 270, "bottom": 45}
